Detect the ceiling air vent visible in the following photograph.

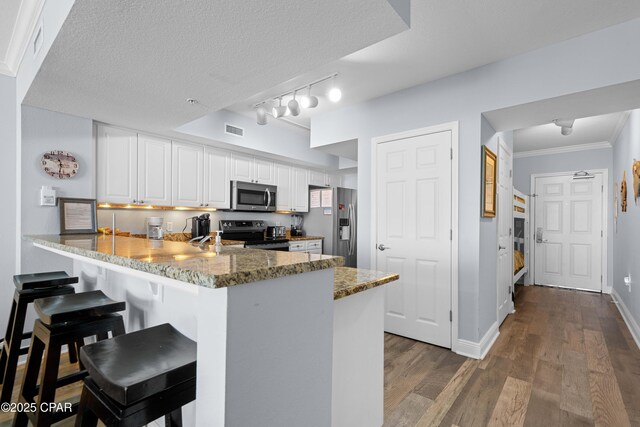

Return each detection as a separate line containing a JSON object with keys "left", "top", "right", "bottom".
{"left": 225, "top": 123, "right": 244, "bottom": 137}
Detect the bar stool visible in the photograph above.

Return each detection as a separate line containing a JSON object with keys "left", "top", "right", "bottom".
{"left": 0, "top": 271, "right": 78, "bottom": 404}
{"left": 13, "top": 290, "right": 126, "bottom": 427}
{"left": 75, "top": 323, "right": 197, "bottom": 427}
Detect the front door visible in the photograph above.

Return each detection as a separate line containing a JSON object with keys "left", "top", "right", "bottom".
{"left": 376, "top": 128, "right": 452, "bottom": 348}
{"left": 497, "top": 138, "right": 513, "bottom": 325}
{"left": 534, "top": 173, "right": 603, "bottom": 292}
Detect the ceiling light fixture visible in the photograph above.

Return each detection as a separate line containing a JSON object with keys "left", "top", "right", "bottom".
{"left": 553, "top": 119, "right": 575, "bottom": 136}
{"left": 272, "top": 97, "right": 286, "bottom": 119}
{"left": 328, "top": 75, "right": 342, "bottom": 103}
{"left": 300, "top": 86, "right": 318, "bottom": 109}
{"left": 288, "top": 91, "right": 300, "bottom": 116}
{"left": 186, "top": 98, "right": 199, "bottom": 105}
{"left": 254, "top": 73, "right": 339, "bottom": 125}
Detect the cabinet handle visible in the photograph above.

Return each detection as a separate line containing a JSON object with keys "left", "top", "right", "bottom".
{"left": 205, "top": 204, "right": 209, "bottom": 207}
{"left": 133, "top": 199, "right": 137, "bottom": 204}
{"left": 139, "top": 200, "right": 144, "bottom": 204}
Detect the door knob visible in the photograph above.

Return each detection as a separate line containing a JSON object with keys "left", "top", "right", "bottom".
{"left": 377, "top": 244, "right": 390, "bottom": 251}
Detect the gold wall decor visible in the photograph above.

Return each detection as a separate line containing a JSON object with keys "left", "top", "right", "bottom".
{"left": 481, "top": 145, "right": 497, "bottom": 218}
{"left": 621, "top": 171, "right": 628, "bottom": 213}
{"left": 633, "top": 159, "right": 640, "bottom": 205}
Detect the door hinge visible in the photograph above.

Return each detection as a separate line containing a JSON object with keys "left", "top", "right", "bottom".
{"left": 601, "top": 230, "right": 603, "bottom": 237}
{"left": 450, "top": 229, "right": 453, "bottom": 240}
{"left": 509, "top": 169, "right": 512, "bottom": 178}
{"left": 450, "top": 310, "right": 452, "bottom": 322}
{"left": 509, "top": 285, "right": 512, "bottom": 294}
{"left": 450, "top": 148, "right": 453, "bottom": 160}
{"left": 601, "top": 275, "right": 603, "bottom": 283}
{"left": 601, "top": 185, "right": 604, "bottom": 193}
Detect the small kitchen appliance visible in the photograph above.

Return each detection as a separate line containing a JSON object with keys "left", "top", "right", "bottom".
{"left": 290, "top": 214, "right": 304, "bottom": 236}
{"left": 191, "top": 214, "right": 211, "bottom": 240}
{"left": 146, "top": 217, "right": 164, "bottom": 240}
{"left": 230, "top": 181, "right": 277, "bottom": 212}
{"left": 220, "top": 220, "right": 289, "bottom": 251}
{"left": 266, "top": 226, "right": 286, "bottom": 239}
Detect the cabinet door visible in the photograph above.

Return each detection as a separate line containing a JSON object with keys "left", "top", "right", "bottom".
{"left": 275, "top": 164, "right": 292, "bottom": 211}
{"left": 172, "top": 142, "right": 204, "bottom": 207}
{"left": 292, "top": 167, "right": 309, "bottom": 212}
{"left": 203, "top": 147, "right": 231, "bottom": 209}
{"left": 254, "top": 158, "right": 275, "bottom": 184}
{"left": 309, "top": 169, "right": 327, "bottom": 187}
{"left": 97, "top": 125, "right": 138, "bottom": 204}
{"left": 137, "top": 134, "right": 172, "bottom": 206}
{"left": 231, "top": 153, "right": 254, "bottom": 182}
{"left": 328, "top": 174, "right": 344, "bottom": 188}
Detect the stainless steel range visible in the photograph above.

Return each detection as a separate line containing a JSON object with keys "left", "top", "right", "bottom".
{"left": 219, "top": 220, "right": 289, "bottom": 251}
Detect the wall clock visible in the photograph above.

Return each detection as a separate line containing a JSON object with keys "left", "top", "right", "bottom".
{"left": 41, "top": 151, "right": 79, "bottom": 179}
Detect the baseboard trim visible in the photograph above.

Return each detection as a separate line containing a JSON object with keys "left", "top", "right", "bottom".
{"left": 611, "top": 288, "right": 640, "bottom": 350}
{"left": 455, "top": 321, "right": 499, "bottom": 360}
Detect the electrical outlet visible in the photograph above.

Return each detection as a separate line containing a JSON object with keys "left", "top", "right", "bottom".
{"left": 166, "top": 222, "right": 173, "bottom": 232}
{"left": 624, "top": 275, "right": 632, "bottom": 293}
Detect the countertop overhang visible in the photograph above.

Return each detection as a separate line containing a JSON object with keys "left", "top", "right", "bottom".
{"left": 26, "top": 234, "right": 343, "bottom": 289}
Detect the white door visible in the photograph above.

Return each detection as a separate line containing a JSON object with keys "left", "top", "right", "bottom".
{"left": 497, "top": 139, "right": 513, "bottom": 325}
{"left": 231, "top": 153, "right": 254, "bottom": 182}
{"left": 377, "top": 130, "right": 452, "bottom": 347}
{"left": 96, "top": 125, "right": 138, "bottom": 204}
{"left": 172, "top": 142, "right": 204, "bottom": 207}
{"left": 137, "top": 134, "right": 172, "bottom": 206}
{"left": 254, "top": 158, "right": 275, "bottom": 185}
{"left": 275, "top": 164, "right": 292, "bottom": 211}
{"left": 534, "top": 174, "right": 603, "bottom": 292}
{"left": 292, "top": 168, "right": 309, "bottom": 213}
{"left": 203, "top": 147, "right": 231, "bottom": 209}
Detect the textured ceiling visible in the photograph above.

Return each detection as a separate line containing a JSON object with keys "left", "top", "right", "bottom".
{"left": 228, "top": 0, "right": 640, "bottom": 127}
{"left": 23, "top": 0, "right": 408, "bottom": 132}
{"left": 513, "top": 111, "right": 627, "bottom": 153}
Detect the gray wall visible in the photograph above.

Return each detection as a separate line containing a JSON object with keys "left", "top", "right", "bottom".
{"left": 513, "top": 147, "right": 614, "bottom": 290}
{"left": 21, "top": 106, "right": 95, "bottom": 273}
{"left": 0, "top": 74, "right": 18, "bottom": 335}
{"left": 310, "top": 17, "right": 640, "bottom": 342}
{"left": 612, "top": 109, "right": 640, "bottom": 335}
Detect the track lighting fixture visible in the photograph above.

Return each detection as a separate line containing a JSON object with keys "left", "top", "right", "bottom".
{"left": 256, "top": 105, "right": 267, "bottom": 125}
{"left": 553, "top": 119, "right": 575, "bottom": 136}
{"left": 288, "top": 91, "right": 300, "bottom": 116}
{"left": 255, "top": 73, "right": 339, "bottom": 125}
{"left": 272, "top": 98, "right": 287, "bottom": 119}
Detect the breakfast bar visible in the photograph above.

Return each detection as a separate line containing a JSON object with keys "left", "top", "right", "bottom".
{"left": 25, "top": 235, "right": 398, "bottom": 427}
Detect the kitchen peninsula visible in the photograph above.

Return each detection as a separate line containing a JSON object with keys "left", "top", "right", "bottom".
{"left": 26, "top": 234, "right": 397, "bottom": 427}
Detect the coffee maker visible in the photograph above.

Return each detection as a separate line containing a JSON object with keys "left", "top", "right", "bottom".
{"left": 191, "top": 214, "right": 211, "bottom": 240}
{"left": 290, "top": 214, "right": 304, "bottom": 236}
{"left": 146, "top": 217, "right": 164, "bottom": 240}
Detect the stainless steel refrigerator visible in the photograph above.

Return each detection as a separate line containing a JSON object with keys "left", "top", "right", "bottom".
{"left": 304, "top": 187, "right": 357, "bottom": 267}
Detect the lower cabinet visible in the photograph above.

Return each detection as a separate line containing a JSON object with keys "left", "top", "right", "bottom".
{"left": 289, "top": 240, "right": 323, "bottom": 254}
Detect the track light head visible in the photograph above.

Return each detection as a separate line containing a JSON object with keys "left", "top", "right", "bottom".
{"left": 328, "top": 75, "right": 342, "bottom": 102}
{"left": 256, "top": 105, "right": 267, "bottom": 125}
{"left": 553, "top": 118, "right": 575, "bottom": 136}
{"left": 288, "top": 91, "right": 300, "bottom": 116}
{"left": 272, "top": 98, "right": 286, "bottom": 118}
{"left": 301, "top": 86, "right": 319, "bottom": 108}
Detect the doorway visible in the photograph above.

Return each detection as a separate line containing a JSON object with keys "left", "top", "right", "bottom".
{"left": 371, "top": 122, "right": 458, "bottom": 349}
{"left": 497, "top": 137, "right": 514, "bottom": 325}
{"left": 531, "top": 170, "right": 608, "bottom": 292}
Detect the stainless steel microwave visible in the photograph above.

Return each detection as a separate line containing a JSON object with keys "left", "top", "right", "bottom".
{"left": 231, "top": 181, "right": 277, "bottom": 211}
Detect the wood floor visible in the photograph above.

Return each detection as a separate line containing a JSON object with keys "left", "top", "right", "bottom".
{"left": 383, "top": 285, "right": 640, "bottom": 427}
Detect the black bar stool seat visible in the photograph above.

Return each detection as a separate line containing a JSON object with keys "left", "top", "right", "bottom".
{"left": 13, "top": 291, "right": 126, "bottom": 427}
{"left": 14, "top": 271, "right": 79, "bottom": 291}
{"left": 1, "top": 272, "right": 78, "bottom": 404}
{"left": 75, "top": 324, "right": 197, "bottom": 427}
{"left": 35, "top": 290, "right": 126, "bottom": 325}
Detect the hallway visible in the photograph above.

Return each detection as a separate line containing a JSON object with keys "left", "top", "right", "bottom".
{"left": 383, "top": 285, "right": 640, "bottom": 426}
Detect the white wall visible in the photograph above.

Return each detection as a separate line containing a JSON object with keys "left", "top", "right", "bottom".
{"left": 612, "top": 109, "right": 640, "bottom": 345}
{"left": 513, "top": 147, "right": 614, "bottom": 291}
{"left": 21, "top": 106, "right": 95, "bottom": 273}
{"left": 311, "top": 18, "right": 640, "bottom": 342}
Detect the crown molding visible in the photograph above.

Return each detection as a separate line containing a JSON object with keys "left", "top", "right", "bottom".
{"left": 514, "top": 141, "right": 612, "bottom": 159}
{"left": 0, "top": 0, "right": 45, "bottom": 77}
{"left": 609, "top": 111, "right": 631, "bottom": 146}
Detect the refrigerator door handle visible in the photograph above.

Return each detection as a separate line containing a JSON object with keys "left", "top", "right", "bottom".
{"left": 348, "top": 203, "right": 355, "bottom": 255}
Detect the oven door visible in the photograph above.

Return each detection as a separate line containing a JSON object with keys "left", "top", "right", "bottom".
{"left": 245, "top": 242, "right": 290, "bottom": 251}
{"left": 231, "top": 181, "right": 277, "bottom": 211}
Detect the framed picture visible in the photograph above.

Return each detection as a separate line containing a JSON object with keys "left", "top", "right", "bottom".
{"left": 481, "top": 146, "right": 497, "bottom": 218}
{"left": 59, "top": 198, "right": 97, "bottom": 235}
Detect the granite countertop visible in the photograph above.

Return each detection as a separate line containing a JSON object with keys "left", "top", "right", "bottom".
{"left": 26, "top": 235, "right": 343, "bottom": 289}
{"left": 333, "top": 267, "right": 399, "bottom": 300}
{"left": 130, "top": 233, "right": 245, "bottom": 246}
{"left": 288, "top": 235, "right": 324, "bottom": 241}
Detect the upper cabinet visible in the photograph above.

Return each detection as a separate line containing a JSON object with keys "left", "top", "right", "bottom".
{"left": 231, "top": 154, "right": 275, "bottom": 185}
{"left": 309, "top": 170, "right": 327, "bottom": 187}
{"left": 328, "top": 174, "right": 344, "bottom": 188}
{"left": 204, "top": 147, "right": 231, "bottom": 209}
{"left": 172, "top": 141, "right": 204, "bottom": 208}
{"left": 275, "top": 164, "right": 292, "bottom": 211}
{"left": 97, "top": 125, "right": 139, "bottom": 205}
{"left": 292, "top": 168, "right": 309, "bottom": 212}
{"left": 137, "top": 134, "right": 172, "bottom": 206}
{"left": 274, "top": 165, "right": 308, "bottom": 212}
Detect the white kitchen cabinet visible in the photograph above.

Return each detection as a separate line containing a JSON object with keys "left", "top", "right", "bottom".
{"left": 292, "top": 167, "right": 309, "bottom": 212}
{"left": 204, "top": 147, "right": 231, "bottom": 209}
{"left": 275, "top": 164, "right": 292, "bottom": 211}
{"left": 172, "top": 141, "right": 204, "bottom": 207}
{"left": 137, "top": 134, "right": 172, "bottom": 206}
{"left": 289, "top": 239, "right": 323, "bottom": 254}
{"left": 231, "top": 154, "right": 275, "bottom": 185}
{"left": 309, "top": 170, "right": 327, "bottom": 187}
{"left": 97, "top": 125, "right": 138, "bottom": 204}
{"left": 328, "top": 174, "right": 344, "bottom": 188}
